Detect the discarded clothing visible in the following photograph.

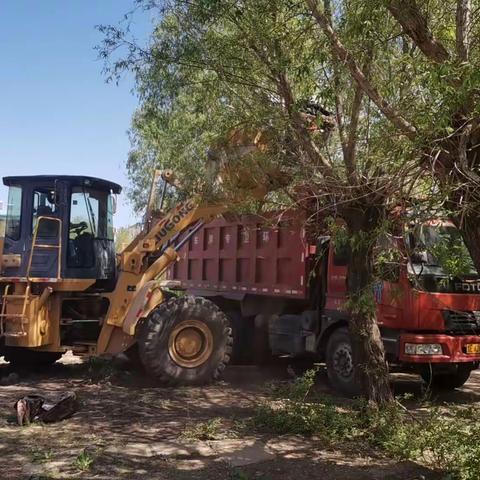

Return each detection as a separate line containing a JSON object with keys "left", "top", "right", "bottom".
{"left": 14, "top": 391, "right": 78, "bottom": 426}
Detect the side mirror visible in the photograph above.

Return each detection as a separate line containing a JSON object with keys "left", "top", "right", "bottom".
{"left": 410, "top": 251, "right": 427, "bottom": 264}
{"left": 111, "top": 195, "right": 117, "bottom": 215}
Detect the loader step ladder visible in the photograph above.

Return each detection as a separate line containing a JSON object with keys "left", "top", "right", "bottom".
{"left": 0, "top": 216, "right": 62, "bottom": 338}
{"left": 26, "top": 216, "right": 63, "bottom": 281}
{"left": 0, "top": 284, "right": 31, "bottom": 337}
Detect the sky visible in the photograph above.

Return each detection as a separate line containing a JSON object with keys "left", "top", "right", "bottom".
{"left": 0, "top": 1, "right": 154, "bottom": 227}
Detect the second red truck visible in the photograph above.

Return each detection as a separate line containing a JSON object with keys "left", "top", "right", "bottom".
{"left": 168, "top": 213, "right": 480, "bottom": 394}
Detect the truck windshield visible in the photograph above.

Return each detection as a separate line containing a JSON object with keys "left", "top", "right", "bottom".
{"left": 409, "top": 224, "right": 477, "bottom": 277}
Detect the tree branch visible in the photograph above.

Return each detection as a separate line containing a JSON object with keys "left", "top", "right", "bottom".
{"left": 345, "top": 82, "right": 363, "bottom": 178}
{"left": 333, "top": 72, "right": 348, "bottom": 160}
{"left": 306, "top": 0, "right": 418, "bottom": 140}
{"left": 277, "top": 72, "right": 334, "bottom": 174}
{"left": 387, "top": 0, "right": 450, "bottom": 63}
{"left": 323, "top": 0, "right": 348, "bottom": 161}
{"left": 456, "top": 0, "right": 471, "bottom": 61}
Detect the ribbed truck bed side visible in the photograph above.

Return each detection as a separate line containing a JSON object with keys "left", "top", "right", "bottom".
{"left": 167, "top": 214, "right": 309, "bottom": 299}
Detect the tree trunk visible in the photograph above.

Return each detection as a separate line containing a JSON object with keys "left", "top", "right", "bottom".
{"left": 344, "top": 205, "right": 393, "bottom": 405}
{"left": 434, "top": 134, "right": 480, "bottom": 274}
{"left": 452, "top": 211, "right": 480, "bottom": 273}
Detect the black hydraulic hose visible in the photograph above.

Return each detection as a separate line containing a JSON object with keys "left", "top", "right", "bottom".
{"left": 159, "top": 180, "right": 168, "bottom": 212}
{"left": 154, "top": 220, "right": 204, "bottom": 260}
{"left": 174, "top": 221, "right": 204, "bottom": 252}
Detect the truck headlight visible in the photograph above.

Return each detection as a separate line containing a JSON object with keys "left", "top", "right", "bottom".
{"left": 404, "top": 343, "right": 443, "bottom": 355}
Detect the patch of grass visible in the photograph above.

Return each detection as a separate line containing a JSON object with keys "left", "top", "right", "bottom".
{"left": 362, "top": 403, "right": 480, "bottom": 480}
{"left": 230, "top": 470, "right": 250, "bottom": 480}
{"left": 231, "top": 418, "right": 250, "bottom": 436}
{"left": 253, "top": 368, "right": 480, "bottom": 480}
{"left": 74, "top": 449, "right": 94, "bottom": 472}
{"left": 30, "top": 447, "right": 53, "bottom": 463}
{"left": 181, "top": 417, "right": 225, "bottom": 441}
{"left": 254, "top": 369, "right": 359, "bottom": 439}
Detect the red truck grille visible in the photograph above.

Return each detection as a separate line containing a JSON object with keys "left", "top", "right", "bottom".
{"left": 443, "top": 310, "right": 480, "bottom": 334}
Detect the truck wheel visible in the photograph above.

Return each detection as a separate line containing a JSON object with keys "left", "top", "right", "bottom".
{"left": 421, "top": 364, "right": 472, "bottom": 390}
{"left": 252, "top": 314, "right": 272, "bottom": 365}
{"left": 138, "top": 296, "right": 232, "bottom": 385}
{"left": 3, "top": 347, "right": 62, "bottom": 368}
{"left": 325, "top": 328, "right": 360, "bottom": 396}
{"left": 226, "top": 310, "right": 248, "bottom": 364}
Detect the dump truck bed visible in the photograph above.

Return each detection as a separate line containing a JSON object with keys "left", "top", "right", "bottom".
{"left": 167, "top": 213, "right": 310, "bottom": 299}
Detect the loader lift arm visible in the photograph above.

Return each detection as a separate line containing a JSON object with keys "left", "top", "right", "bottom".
{"left": 97, "top": 172, "right": 229, "bottom": 354}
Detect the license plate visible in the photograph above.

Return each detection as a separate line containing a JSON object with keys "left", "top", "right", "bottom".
{"left": 466, "top": 344, "right": 480, "bottom": 354}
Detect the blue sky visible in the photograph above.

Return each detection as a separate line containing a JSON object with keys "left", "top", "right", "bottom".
{"left": 0, "top": 1, "right": 153, "bottom": 227}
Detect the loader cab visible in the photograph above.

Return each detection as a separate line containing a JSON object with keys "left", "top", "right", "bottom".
{"left": 2, "top": 175, "right": 121, "bottom": 290}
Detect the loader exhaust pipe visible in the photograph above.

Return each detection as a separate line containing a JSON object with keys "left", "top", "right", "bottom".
{"left": 38, "top": 287, "right": 53, "bottom": 310}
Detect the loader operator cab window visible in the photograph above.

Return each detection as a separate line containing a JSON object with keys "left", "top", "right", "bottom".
{"left": 5, "top": 186, "right": 22, "bottom": 240}
{"left": 32, "top": 188, "right": 58, "bottom": 237}
{"left": 67, "top": 186, "right": 113, "bottom": 268}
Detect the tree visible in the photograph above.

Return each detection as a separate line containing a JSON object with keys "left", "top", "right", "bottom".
{"left": 115, "top": 224, "right": 141, "bottom": 252}
{"left": 305, "top": 0, "right": 480, "bottom": 272}
{"left": 98, "top": 0, "right": 432, "bottom": 404}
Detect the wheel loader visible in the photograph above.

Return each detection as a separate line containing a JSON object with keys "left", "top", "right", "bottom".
{"left": 0, "top": 171, "right": 235, "bottom": 384}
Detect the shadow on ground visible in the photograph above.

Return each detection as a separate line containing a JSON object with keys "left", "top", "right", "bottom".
{"left": 0, "top": 354, "right": 474, "bottom": 479}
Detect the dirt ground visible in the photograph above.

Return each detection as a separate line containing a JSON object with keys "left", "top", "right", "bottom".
{"left": 2, "top": 354, "right": 477, "bottom": 480}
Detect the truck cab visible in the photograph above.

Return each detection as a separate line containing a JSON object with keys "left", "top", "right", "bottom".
{"left": 375, "top": 223, "right": 480, "bottom": 367}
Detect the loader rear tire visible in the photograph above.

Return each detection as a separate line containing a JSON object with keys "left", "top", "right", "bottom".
{"left": 137, "top": 296, "right": 232, "bottom": 385}
{"left": 3, "top": 347, "right": 62, "bottom": 369}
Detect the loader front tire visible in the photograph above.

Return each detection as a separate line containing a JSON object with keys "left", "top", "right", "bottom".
{"left": 137, "top": 296, "right": 232, "bottom": 385}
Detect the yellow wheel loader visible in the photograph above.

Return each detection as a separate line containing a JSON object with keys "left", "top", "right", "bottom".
{"left": 0, "top": 171, "right": 233, "bottom": 384}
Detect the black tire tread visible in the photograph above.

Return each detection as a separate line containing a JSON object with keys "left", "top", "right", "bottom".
{"left": 325, "top": 327, "right": 361, "bottom": 397}
{"left": 138, "top": 296, "right": 232, "bottom": 385}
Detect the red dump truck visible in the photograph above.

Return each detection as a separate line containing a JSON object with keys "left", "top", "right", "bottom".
{"left": 167, "top": 213, "right": 480, "bottom": 394}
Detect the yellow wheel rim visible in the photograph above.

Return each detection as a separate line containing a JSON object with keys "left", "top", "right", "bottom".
{"left": 168, "top": 319, "right": 214, "bottom": 368}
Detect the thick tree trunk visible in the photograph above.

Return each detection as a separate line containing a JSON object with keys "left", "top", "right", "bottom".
{"left": 433, "top": 131, "right": 480, "bottom": 274}
{"left": 452, "top": 211, "right": 480, "bottom": 273}
{"left": 344, "top": 205, "right": 393, "bottom": 405}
